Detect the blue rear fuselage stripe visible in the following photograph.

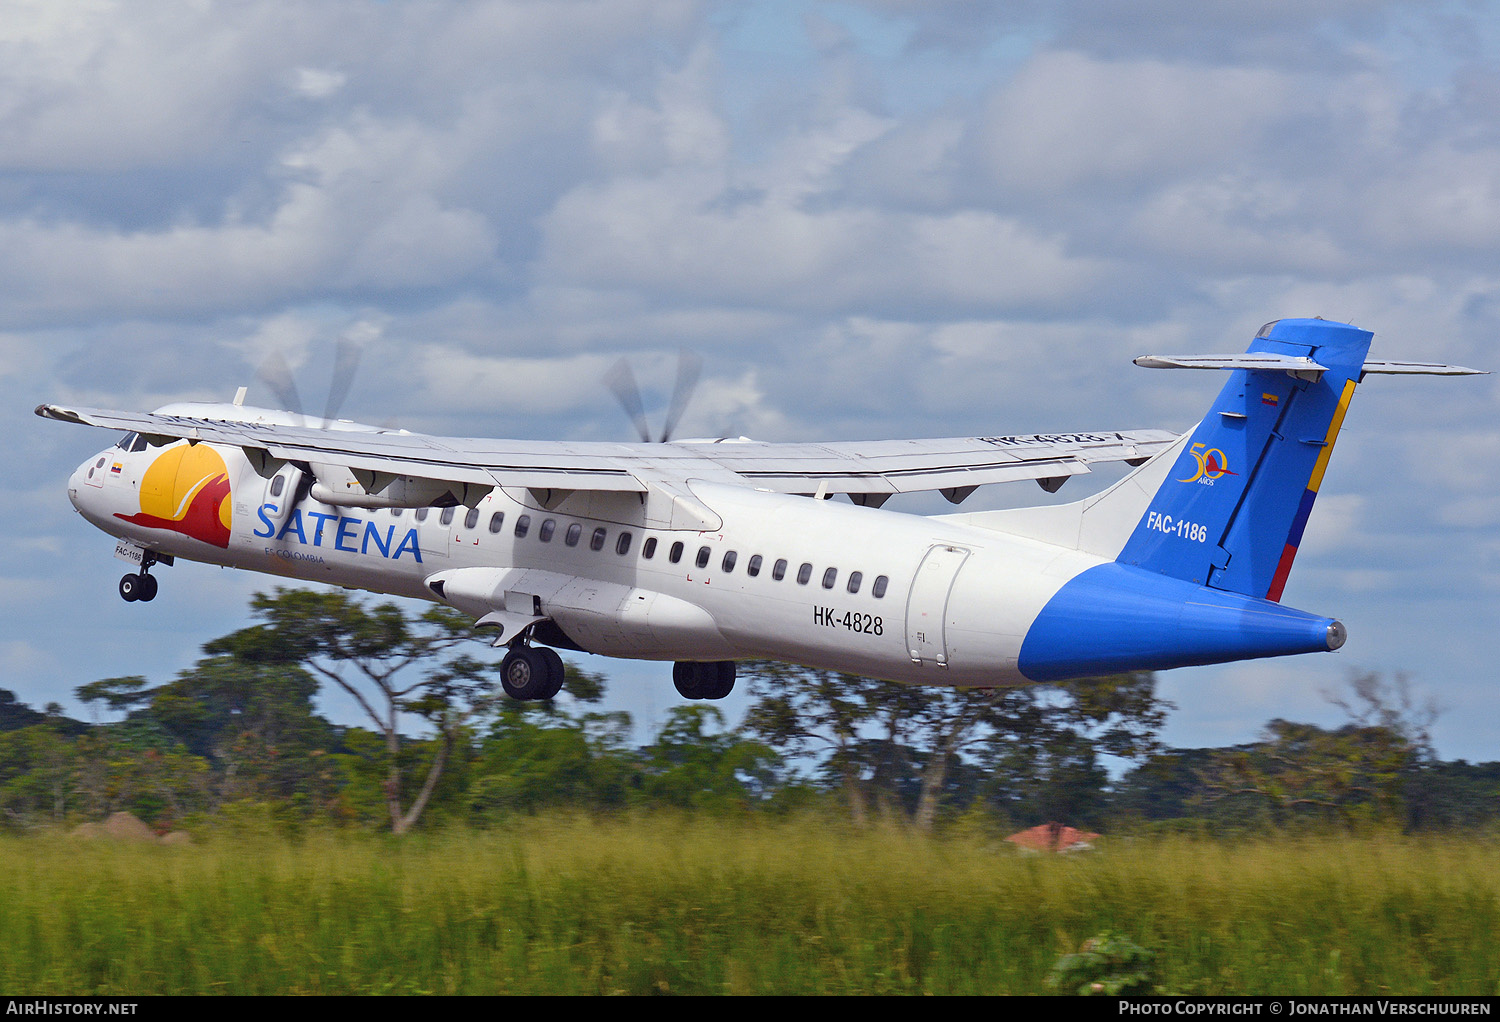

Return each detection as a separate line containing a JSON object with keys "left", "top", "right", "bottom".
{"left": 1017, "top": 562, "right": 1335, "bottom": 682}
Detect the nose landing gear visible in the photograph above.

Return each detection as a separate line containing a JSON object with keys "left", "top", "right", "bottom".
{"left": 119, "top": 553, "right": 160, "bottom": 603}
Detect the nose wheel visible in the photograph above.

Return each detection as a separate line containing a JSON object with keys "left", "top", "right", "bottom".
{"left": 119, "top": 555, "right": 160, "bottom": 603}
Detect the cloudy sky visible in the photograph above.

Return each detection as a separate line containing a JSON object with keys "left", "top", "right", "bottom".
{"left": 5, "top": 0, "right": 1497, "bottom": 760}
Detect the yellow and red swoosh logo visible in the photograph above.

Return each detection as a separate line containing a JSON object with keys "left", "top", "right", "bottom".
{"left": 115, "top": 445, "right": 232, "bottom": 548}
{"left": 1177, "top": 443, "right": 1238, "bottom": 484}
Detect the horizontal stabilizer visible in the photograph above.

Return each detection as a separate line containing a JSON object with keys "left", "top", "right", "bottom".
{"left": 1359, "top": 360, "right": 1487, "bottom": 376}
{"left": 1136, "top": 354, "right": 1486, "bottom": 378}
{"left": 1134, "top": 353, "right": 1329, "bottom": 375}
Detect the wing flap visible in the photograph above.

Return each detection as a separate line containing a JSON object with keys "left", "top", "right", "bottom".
{"left": 705, "top": 431, "right": 1177, "bottom": 495}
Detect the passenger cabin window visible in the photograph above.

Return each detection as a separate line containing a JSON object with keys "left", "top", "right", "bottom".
{"left": 747, "top": 554, "right": 762, "bottom": 577}
{"left": 873, "top": 575, "right": 889, "bottom": 598}
{"left": 514, "top": 514, "right": 530, "bottom": 538}
{"left": 695, "top": 546, "right": 711, "bottom": 569}
{"left": 797, "top": 563, "right": 813, "bottom": 585}
{"left": 773, "top": 559, "right": 787, "bottom": 581}
{"left": 721, "top": 551, "right": 737, "bottom": 573}
{"left": 565, "top": 523, "right": 582, "bottom": 547}
{"left": 391, "top": 508, "right": 403, "bottom": 517}
{"left": 821, "top": 567, "right": 837, "bottom": 589}
{"left": 539, "top": 519, "right": 556, "bottom": 542}
{"left": 847, "top": 571, "right": 863, "bottom": 594}
{"left": 465, "top": 508, "right": 480, "bottom": 530}
{"left": 440, "top": 507, "right": 455, "bottom": 526}
{"left": 415, "top": 508, "right": 429, "bottom": 522}
{"left": 616, "top": 532, "right": 632, "bottom": 555}
{"left": 269, "top": 476, "right": 285, "bottom": 498}
{"left": 643, "top": 537, "right": 657, "bottom": 559}
{"left": 488, "top": 511, "right": 505, "bottom": 533}
{"left": 669, "top": 541, "right": 684, "bottom": 564}
{"left": 590, "top": 528, "right": 607, "bottom": 552}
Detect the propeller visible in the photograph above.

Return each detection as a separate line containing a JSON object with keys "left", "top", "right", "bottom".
{"left": 605, "top": 350, "right": 703, "bottom": 443}
{"left": 256, "top": 334, "right": 364, "bottom": 429}
{"left": 603, "top": 358, "right": 651, "bottom": 443}
{"left": 660, "top": 349, "right": 702, "bottom": 443}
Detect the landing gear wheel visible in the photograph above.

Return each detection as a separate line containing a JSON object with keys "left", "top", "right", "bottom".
{"left": 710, "top": 660, "right": 735, "bottom": 700}
{"left": 501, "top": 646, "right": 560, "bottom": 701}
{"left": 119, "top": 552, "right": 159, "bottom": 604}
{"left": 538, "top": 647, "right": 566, "bottom": 699}
{"left": 673, "top": 661, "right": 736, "bottom": 700}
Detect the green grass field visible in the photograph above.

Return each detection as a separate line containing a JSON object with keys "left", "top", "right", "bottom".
{"left": 2, "top": 814, "right": 1497, "bottom": 995}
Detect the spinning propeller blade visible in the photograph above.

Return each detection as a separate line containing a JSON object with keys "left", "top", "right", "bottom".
{"left": 604, "top": 357, "right": 653, "bottom": 443}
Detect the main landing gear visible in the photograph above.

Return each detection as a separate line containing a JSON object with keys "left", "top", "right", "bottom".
{"left": 499, "top": 643, "right": 566, "bottom": 701}
{"left": 673, "top": 660, "right": 735, "bottom": 700}
{"left": 118, "top": 555, "right": 160, "bottom": 603}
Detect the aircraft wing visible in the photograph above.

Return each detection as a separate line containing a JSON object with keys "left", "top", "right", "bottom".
{"left": 689, "top": 432, "right": 1176, "bottom": 501}
{"left": 35, "top": 403, "right": 1176, "bottom": 505}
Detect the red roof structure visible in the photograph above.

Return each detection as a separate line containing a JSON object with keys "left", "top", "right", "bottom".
{"left": 1006, "top": 821, "right": 1100, "bottom": 853}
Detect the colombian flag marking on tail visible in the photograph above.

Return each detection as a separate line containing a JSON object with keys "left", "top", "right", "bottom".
{"left": 1266, "top": 378, "right": 1358, "bottom": 602}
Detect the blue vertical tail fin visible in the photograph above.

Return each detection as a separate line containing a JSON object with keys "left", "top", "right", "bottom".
{"left": 1117, "top": 318, "right": 1371, "bottom": 601}
{"left": 1015, "top": 316, "right": 1484, "bottom": 682}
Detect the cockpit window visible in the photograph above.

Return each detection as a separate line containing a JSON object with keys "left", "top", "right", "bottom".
{"left": 114, "top": 432, "right": 147, "bottom": 452}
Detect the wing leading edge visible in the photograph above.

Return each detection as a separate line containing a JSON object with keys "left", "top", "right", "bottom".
{"left": 35, "top": 402, "right": 1177, "bottom": 508}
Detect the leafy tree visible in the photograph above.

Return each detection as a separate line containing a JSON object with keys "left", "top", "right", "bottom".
{"left": 744, "top": 662, "right": 1170, "bottom": 831}
{"left": 1195, "top": 673, "right": 1441, "bottom": 830}
{"left": 1411, "top": 759, "right": 1500, "bottom": 831}
{"left": 204, "top": 588, "right": 502, "bottom": 833}
{"left": 0, "top": 689, "right": 86, "bottom": 735}
{"left": 1199, "top": 717, "right": 1416, "bottom": 827}
{"left": 640, "top": 704, "right": 781, "bottom": 810}
{"left": 1324, "top": 671, "right": 1439, "bottom": 764}
{"left": 741, "top": 662, "right": 904, "bottom": 824}
{"left": 146, "top": 655, "right": 338, "bottom": 807}
{"left": 66, "top": 718, "right": 212, "bottom": 828}
{"left": 1109, "top": 747, "right": 1225, "bottom": 829}
{"left": 469, "top": 697, "right": 639, "bottom": 816}
{"left": 975, "top": 674, "right": 1170, "bottom": 830}
{"left": 0, "top": 719, "right": 79, "bottom": 823}
{"left": 74, "top": 677, "right": 151, "bottom": 721}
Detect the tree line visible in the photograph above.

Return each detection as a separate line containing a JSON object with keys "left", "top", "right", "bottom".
{"left": 0, "top": 588, "right": 1492, "bottom": 835}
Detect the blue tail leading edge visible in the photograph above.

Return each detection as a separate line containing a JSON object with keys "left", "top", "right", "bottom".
{"left": 1018, "top": 317, "right": 1482, "bottom": 682}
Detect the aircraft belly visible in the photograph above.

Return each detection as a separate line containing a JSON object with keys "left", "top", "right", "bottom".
{"left": 547, "top": 584, "right": 732, "bottom": 659}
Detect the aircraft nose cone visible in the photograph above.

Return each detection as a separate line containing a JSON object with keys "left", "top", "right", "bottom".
{"left": 68, "top": 453, "right": 105, "bottom": 513}
{"left": 67, "top": 463, "right": 86, "bottom": 509}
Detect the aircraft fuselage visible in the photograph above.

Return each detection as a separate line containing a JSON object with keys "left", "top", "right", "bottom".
{"left": 70, "top": 435, "right": 1098, "bottom": 687}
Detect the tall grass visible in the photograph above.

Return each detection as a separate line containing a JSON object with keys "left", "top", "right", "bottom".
{"left": 1, "top": 814, "right": 1496, "bottom": 994}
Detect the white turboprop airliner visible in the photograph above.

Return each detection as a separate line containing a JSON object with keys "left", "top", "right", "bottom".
{"left": 39, "top": 318, "right": 1481, "bottom": 702}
